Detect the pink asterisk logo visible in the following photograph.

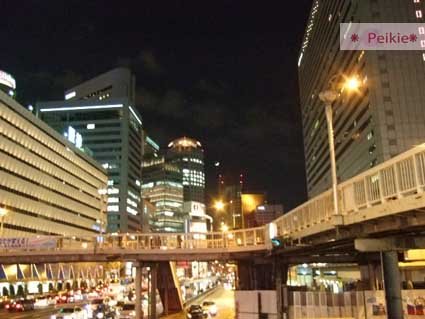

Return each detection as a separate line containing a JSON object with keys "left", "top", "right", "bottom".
{"left": 351, "top": 33, "right": 359, "bottom": 42}
{"left": 409, "top": 34, "right": 417, "bottom": 42}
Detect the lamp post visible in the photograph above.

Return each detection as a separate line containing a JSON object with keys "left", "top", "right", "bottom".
{"left": 319, "top": 75, "right": 360, "bottom": 232}
{"left": 0, "top": 208, "right": 7, "bottom": 237}
{"left": 98, "top": 189, "right": 107, "bottom": 237}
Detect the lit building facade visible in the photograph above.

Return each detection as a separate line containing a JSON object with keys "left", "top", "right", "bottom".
{"left": 244, "top": 204, "right": 284, "bottom": 228}
{"left": 36, "top": 68, "right": 143, "bottom": 232}
{"left": 0, "top": 90, "right": 107, "bottom": 237}
{"left": 0, "top": 70, "right": 16, "bottom": 99}
{"left": 142, "top": 154, "right": 186, "bottom": 232}
{"left": 299, "top": 0, "right": 425, "bottom": 197}
{"left": 167, "top": 137, "right": 205, "bottom": 204}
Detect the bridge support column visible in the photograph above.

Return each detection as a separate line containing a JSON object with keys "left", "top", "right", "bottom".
{"left": 382, "top": 251, "right": 403, "bottom": 319}
{"left": 135, "top": 262, "right": 143, "bottom": 319}
{"left": 149, "top": 263, "right": 158, "bottom": 319}
{"left": 275, "top": 262, "right": 288, "bottom": 319}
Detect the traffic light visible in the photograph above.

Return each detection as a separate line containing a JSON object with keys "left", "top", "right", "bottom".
{"left": 271, "top": 237, "right": 283, "bottom": 248}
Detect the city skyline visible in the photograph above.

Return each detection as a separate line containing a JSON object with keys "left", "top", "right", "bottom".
{"left": 0, "top": 1, "right": 312, "bottom": 210}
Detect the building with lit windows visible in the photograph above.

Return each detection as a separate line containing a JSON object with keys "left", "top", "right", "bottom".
{"left": 299, "top": 0, "right": 425, "bottom": 197}
{"left": 0, "top": 90, "right": 107, "bottom": 237}
{"left": 0, "top": 70, "right": 16, "bottom": 99}
{"left": 36, "top": 68, "right": 143, "bottom": 232}
{"left": 167, "top": 137, "right": 205, "bottom": 204}
{"left": 142, "top": 154, "right": 186, "bottom": 232}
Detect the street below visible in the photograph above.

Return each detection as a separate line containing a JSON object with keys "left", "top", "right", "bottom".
{"left": 0, "top": 287, "right": 234, "bottom": 319}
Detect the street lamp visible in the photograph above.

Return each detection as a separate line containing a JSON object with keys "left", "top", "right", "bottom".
{"left": 98, "top": 188, "right": 107, "bottom": 237}
{"left": 319, "top": 74, "right": 360, "bottom": 231}
{"left": 0, "top": 208, "right": 7, "bottom": 237}
{"left": 214, "top": 200, "right": 225, "bottom": 211}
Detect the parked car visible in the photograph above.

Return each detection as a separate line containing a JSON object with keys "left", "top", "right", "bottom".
{"left": 50, "top": 306, "right": 87, "bottom": 319}
{"left": 34, "top": 295, "right": 50, "bottom": 308}
{"left": 202, "top": 301, "right": 218, "bottom": 316}
{"left": 86, "top": 298, "right": 105, "bottom": 319}
{"left": 6, "top": 299, "right": 35, "bottom": 312}
{"left": 117, "top": 303, "right": 136, "bottom": 319}
{"left": 0, "top": 295, "right": 9, "bottom": 308}
{"left": 186, "top": 304, "right": 208, "bottom": 319}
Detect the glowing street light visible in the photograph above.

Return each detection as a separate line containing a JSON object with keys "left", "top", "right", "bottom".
{"left": 221, "top": 224, "right": 229, "bottom": 232}
{"left": 214, "top": 200, "right": 225, "bottom": 211}
{"left": 319, "top": 74, "right": 361, "bottom": 233}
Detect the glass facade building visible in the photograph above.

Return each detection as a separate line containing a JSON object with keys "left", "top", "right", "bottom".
{"left": 36, "top": 68, "right": 143, "bottom": 232}
{"left": 142, "top": 154, "right": 186, "bottom": 232}
{"left": 167, "top": 137, "right": 205, "bottom": 204}
{"left": 299, "top": 0, "right": 425, "bottom": 197}
{"left": 0, "top": 90, "right": 107, "bottom": 237}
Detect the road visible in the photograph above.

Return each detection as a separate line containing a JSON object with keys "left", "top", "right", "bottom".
{"left": 0, "top": 287, "right": 235, "bottom": 319}
{"left": 165, "top": 287, "right": 235, "bottom": 319}
{"left": 0, "top": 304, "right": 72, "bottom": 319}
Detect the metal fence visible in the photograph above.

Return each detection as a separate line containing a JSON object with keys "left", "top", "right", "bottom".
{"left": 273, "top": 144, "right": 425, "bottom": 239}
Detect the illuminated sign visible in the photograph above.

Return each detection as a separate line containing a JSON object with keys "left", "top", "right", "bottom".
{"left": 65, "top": 91, "right": 76, "bottom": 100}
{"left": 0, "top": 70, "right": 16, "bottom": 89}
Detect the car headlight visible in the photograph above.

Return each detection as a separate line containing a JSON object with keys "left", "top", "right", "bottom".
{"left": 187, "top": 313, "right": 192, "bottom": 318}
{"left": 96, "top": 313, "right": 104, "bottom": 319}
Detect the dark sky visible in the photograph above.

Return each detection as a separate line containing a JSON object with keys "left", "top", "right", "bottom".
{"left": 0, "top": 1, "right": 312, "bottom": 210}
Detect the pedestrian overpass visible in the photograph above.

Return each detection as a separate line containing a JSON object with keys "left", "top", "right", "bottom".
{"left": 1, "top": 144, "right": 425, "bottom": 318}
{"left": 1, "top": 143, "right": 425, "bottom": 264}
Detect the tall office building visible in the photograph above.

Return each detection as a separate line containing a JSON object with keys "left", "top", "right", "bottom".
{"left": 167, "top": 137, "right": 205, "bottom": 204}
{"left": 36, "top": 68, "right": 144, "bottom": 232}
{"left": 0, "top": 90, "right": 107, "bottom": 237}
{"left": 299, "top": 0, "right": 425, "bottom": 197}
{"left": 142, "top": 154, "right": 186, "bottom": 232}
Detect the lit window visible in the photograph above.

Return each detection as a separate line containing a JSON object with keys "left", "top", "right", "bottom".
{"left": 416, "top": 10, "right": 423, "bottom": 18}
{"left": 419, "top": 27, "right": 425, "bottom": 35}
{"left": 108, "top": 197, "right": 119, "bottom": 203}
{"left": 414, "top": 0, "right": 420, "bottom": 3}
{"left": 423, "top": 53, "right": 425, "bottom": 61}
{"left": 87, "top": 123, "right": 95, "bottom": 129}
{"left": 422, "top": 40, "right": 425, "bottom": 48}
{"left": 107, "top": 205, "right": 119, "bottom": 212}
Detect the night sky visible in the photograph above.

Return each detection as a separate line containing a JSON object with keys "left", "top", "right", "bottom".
{"left": 1, "top": 1, "right": 312, "bottom": 210}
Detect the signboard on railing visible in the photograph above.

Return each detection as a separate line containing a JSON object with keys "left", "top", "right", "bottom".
{"left": 0, "top": 237, "right": 57, "bottom": 249}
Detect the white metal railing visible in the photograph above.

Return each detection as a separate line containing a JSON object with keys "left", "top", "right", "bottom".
{"left": 2, "top": 144, "right": 425, "bottom": 256}
{"left": 273, "top": 143, "right": 425, "bottom": 239}
{"left": 0, "top": 226, "right": 268, "bottom": 254}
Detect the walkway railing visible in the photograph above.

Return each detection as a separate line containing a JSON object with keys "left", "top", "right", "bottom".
{"left": 2, "top": 144, "right": 425, "bottom": 255}
{"left": 273, "top": 143, "right": 425, "bottom": 239}
{"left": 0, "top": 226, "right": 268, "bottom": 253}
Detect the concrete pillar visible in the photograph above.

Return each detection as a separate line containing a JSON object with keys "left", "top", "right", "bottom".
{"left": 149, "top": 263, "right": 158, "bottom": 319}
{"left": 135, "top": 263, "right": 142, "bottom": 319}
{"left": 382, "top": 251, "right": 403, "bottom": 319}
{"left": 275, "top": 262, "right": 289, "bottom": 319}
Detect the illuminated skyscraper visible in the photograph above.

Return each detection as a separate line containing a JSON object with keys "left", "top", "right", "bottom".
{"left": 167, "top": 137, "right": 205, "bottom": 204}
{"left": 299, "top": 0, "right": 425, "bottom": 197}
{"left": 36, "top": 68, "right": 143, "bottom": 232}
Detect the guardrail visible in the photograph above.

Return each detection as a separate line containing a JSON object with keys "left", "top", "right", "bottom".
{"left": 2, "top": 144, "right": 425, "bottom": 254}
{"left": 273, "top": 143, "right": 425, "bottom": 239}
{"left": 0, "top": 226, "right": 268, "bottom": 253}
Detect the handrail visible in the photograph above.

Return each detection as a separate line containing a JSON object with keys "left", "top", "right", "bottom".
{"left": 1, "top": 144, "right": 425, "bottom": 254}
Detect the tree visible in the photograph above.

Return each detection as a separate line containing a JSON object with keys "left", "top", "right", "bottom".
{"left": 16, "top": 285, "right": 24, "bottom": 297}
{"left": 2, "top": 287, "right": 9, "bottom": 297}
{"left": 9, "top": 284, "right": 15, "bottom": 297}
